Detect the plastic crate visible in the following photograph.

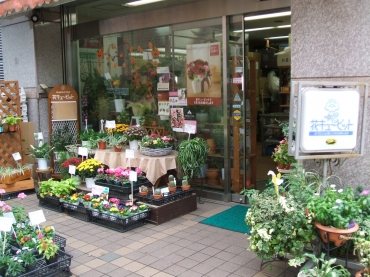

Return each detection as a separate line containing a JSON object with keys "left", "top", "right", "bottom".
{"left": 135, "top": 188, "right": 193, "bottom": 206}
{"left": 95, "top": 180, "right": 151, "bottom": 200}
{"left": 54, "top": 234, "right": 67, "bottom": 251}
{"left": 62, "top": 202, "right": 91, "bottom": 222}
{"left": 89, "top": 209, "right": 150, "bottom": 233}
{"left": 2, "top": 189, "right": 35, "bottom": 200}
{"left": 19, "top": 250, "right": 72, "bottom": 277}
{"left": 38, "top": 194, "right": 64, "bottom": 213}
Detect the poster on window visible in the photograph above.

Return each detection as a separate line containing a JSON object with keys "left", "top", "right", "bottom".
{"left": 157, "top": 67, "right": 170, "bottom": 91}
{"left": 186, "top": 42, "right": 221, "bottom": 106}
{"left": 157, "top": 92, "right": 170, "bottom": 116}
{"left": 170, "top": 108, "right": 184, "bottom": 132}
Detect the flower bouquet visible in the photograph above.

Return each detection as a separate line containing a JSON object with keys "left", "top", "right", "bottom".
{"left": 122, "top": 125, "right": 147, "bottom": 142}
{"left": 140, "top": 134, "right": 174, "bottom": 156}
{"left": 76, "top": 158, "right": 107, "bottom": 179}
{"left": 187, "top": 59, "right": 212, "bottom": 93}
{"left": 271, "top": 138, "right": 296, "bottom": 169}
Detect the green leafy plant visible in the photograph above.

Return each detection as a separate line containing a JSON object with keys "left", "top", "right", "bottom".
{"left": 122, "top": 125, "right": 147, "bottom": 141}
{"left": 36, "top": 237, "right": 59, "bottom": 260}
{"left": 76, "top": 158, "right": 106, "bottom": 179}
{"left": 6, "top": 257, "right": 26, "bottom": 277}
{"left": 3, "top": 115, "right": 22, "bottom": 126}
{"left": 140, "top": 134, "right": 174, "bottom": 149}
{"left": 52, "top": 178, "right": 78, "bottom": 198}
{"left": 107, "top": 133, "right": 127, "bottom": 148}
{"left": 297, "top": 253, "right": 350, "bottom": 277}
{"left": 29, "top": 143, "right": 54, "bottom": 159}
{"left": 177, "top": 137, "right": 209, "bottom": 180}
{"left": 79, "top": 129, "right": 95, "bottom": 141}
{"left": 117, "top": 110, "right": 131, "bottom": 124}
{"left": 307, "top": 185, "right": 361, "bottom": 229}
{"left": 19, "top": 249, "right": 37, "bottom": 267}
{"left": 271, "top": 137, "right": 296, "bottom": 166}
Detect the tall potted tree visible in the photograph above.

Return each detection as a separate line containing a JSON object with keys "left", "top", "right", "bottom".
{"left": 177, "top": 137, "right": 209, "bottom": 186}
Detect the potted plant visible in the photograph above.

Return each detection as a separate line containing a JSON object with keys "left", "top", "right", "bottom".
{"left": 60, "top": 156, "right": 82, "bottom": 181}
{"left": 79, "top": 128, "right": 95, "bottom": 148}
{"left": 51, "top": 125, "right": 74, "bottom": 155}
{"left": 107, "top": 133, "right": 127, "bottom": 152}
{"left": 5, "top": 257, "right": 26, "bottom": 277}
{"left": 122, "top": 125, "right": 147, "bottom": 150}
{"left": 271, "top": 137, "right": 296, "bottom": 169}
{"left": 76, "top": 158, "right": 107, "bottom": 188}
{"left": 29, "top": 142, "right": 54, "bottom": 170}
{"left": 3, "top": 115, "right": 22, "bottom": 132}
{"left": 177, "top": 137, "right": 209, "bottom": 182}
{"left": 91, "top": 131, "right": 109, "bottom": 149}
{"left": 181, "top": 176, "right": 190, "bottom": 191}
{"left": 117, "top": 110, "right": 131, "bottom": 124}
{"left": 353, "top": 232, "right": 370, "bottom": 277}
{"left": 139, "top": 134, "right": 175, "bottom": 156}
{"left": 153, "top": 188, "right": 162, "bottom": 199}
{"left": 36, "top": 237, "right": 59, "bottom": 264}
{"left": 139, "top": 185, "right": 148, "bottom": 196}
{"left": 297, "top": 253, "right": 350, "bottom": 277}
{"left": 19, "top": 249, "right": 37, "bottom": 272}
{"left": 242, "top": 168, "right": 318, "bottom": 266}
{"left": 306, "top": 185, "right": 361, "bottom": 246}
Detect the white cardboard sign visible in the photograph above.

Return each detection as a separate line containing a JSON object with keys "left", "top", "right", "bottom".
{"left": 126, "top": 149, "right": 135, "bottom": 159}
{"left": 69, "top": 165, "right": 76, "bottom": 175}
{"left": 91, "top": 185, "right": 109, "bottom": 196}
{"left": 78, "top": 147, "right": 88, "bottom": 157}
{"left": 3, "top": 212, "right": 16, "bottom": 224}
{"left": 12, "top": 152, "right": 22, "bottom": 161}
{"left": 0, "top": 217, "right": 13, "bottom": 232}
{"left": 129, "top": 171, "right": 137, "bottom": 182}
{"left": 28, "top": 210, "right": 46, "bottom": 226}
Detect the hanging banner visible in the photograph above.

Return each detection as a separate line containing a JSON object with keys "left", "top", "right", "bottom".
{"left": 186, "top": 42, "right": 222, "bottom": 106}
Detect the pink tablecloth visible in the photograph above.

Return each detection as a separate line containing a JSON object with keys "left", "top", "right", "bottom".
{"left": 94, "top": 149, "right": 178, "bottom": 185}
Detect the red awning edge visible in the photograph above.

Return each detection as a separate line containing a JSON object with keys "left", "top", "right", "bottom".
{"left": 0, "top": 0, "right": 56, "bottom": 18}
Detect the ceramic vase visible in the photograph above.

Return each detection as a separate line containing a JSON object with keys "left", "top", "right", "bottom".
{"left": 37, "top": 158, "right": 49, "bottom": 170}
{"left": 129, "top": 140, "right": 139, "bottom": 150}
{"left": 85, "top": 177, "right": 95, "bottom": 189}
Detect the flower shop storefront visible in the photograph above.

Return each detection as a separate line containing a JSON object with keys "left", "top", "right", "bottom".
{"left": 65, "top": 2, "right": 291, "bottom": 202}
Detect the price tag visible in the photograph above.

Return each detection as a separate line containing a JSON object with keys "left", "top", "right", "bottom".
{"left": 3, "top": 212, "right": 16, "bottom": 224}
{"left": 183, "top": 120, "right": 197, "bottom": 134}
{"left": 34, "top": 132, "right": 43, "bottom": 140}
{"left": 129, "top": 171, "right": 137, "bottom": 182}
{"left": 0, "top": 217, "right": 13, "bottom": 232}
{"left": 69, "top": 165, "right": 76, "bottom": 175}
{"left": 126, "top": 149, "right": 135, "bottom": 159}
{"left": 78, "top": 147, "right": 88, "bottom": 157}
{"left": 12, "top": 152, "right": 22, "bottom": 161}
{"left": 91, "top": 185, "right": 109, "bottom": 196}
{"left": 161, "top": 187, "right": 169, "bottom": 194}
{"left": 28, "top": 210, "right": 46, "bottom": 226}
{"left": 105, "top": 120, "right": 116, "bottom": 129}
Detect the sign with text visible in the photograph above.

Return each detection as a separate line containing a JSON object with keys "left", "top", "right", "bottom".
{"left": 28, "top": 210, "right": 46, "bottom": 226}
{"left": 91, "top": 185, "right": 109, "bottom": 197}
{"left": 12, "top": 152, "right": 22, "bottom": 161}
{"left": 0, "top": 217, "right": 13, "bottom": 232}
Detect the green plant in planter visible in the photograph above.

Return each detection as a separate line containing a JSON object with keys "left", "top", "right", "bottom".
{"left": 182, "top": 176, "right": 190, "bottom": 187}
{"left": 6, "top": 257, "right": 26, "bottom": 277}
{"left": 52, "top": 178, "right": 78, "bottom": 198}
{"left": 19, "top": 249, "right": 37, "bottom": 269}
{"left": 117, "top": 110, "right": 131, "bottom": 124}
{"left": 36, "top": 237, "right": 59, "bottom": 260}
{"left": 297, "top": 253, "right": 350, "bottom": 277}
{"left": 168, "top": 181, "right": 176, "bottom": 187}
{"left": 89, "top": 131, "right": 108, "bottom": 147}
{"left": 79, "top": 128, "right": 95, "bottom": 142}
{"left": 177, "top": 137, "right": 209, "bottom": 181}
{"left": 3, "top": 115, "right": 22, "bottom": 126}
{"left": 28, "top": 143, "right": 54, "bottom": 159}
{"left": 51, "top": 125, "right": 74, "bottom": 152}
{"left": 107, "top": 133, "right": 127, "bottom": 148}
{"left": 154, "top": 188, "right": 161, "bottom": 195}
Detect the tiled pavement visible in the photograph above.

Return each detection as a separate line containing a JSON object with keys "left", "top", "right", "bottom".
{"left": 8, "top": 194, "right": 303, "bottom": 277}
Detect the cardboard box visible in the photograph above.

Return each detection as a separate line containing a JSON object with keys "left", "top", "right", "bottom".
{"left": 277, "top": 52, "right": 291, "bottom": 67}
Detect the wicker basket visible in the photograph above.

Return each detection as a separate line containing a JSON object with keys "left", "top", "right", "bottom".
{"left": 140, "top": 147, "right": 172, "bottom": 157}
{"left": 65, "top": 144, "right": 96, "bottom": 156}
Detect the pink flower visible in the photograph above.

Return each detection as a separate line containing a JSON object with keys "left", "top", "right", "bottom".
{"left": 18, "top": 192, "right": 27, "bottom": 199}
{"left": 0, "top": 201, "right": 4, "bottom": 207}
{"left": 38, "top": 232, "right": 43, "bottom": 239}
{"left": 2, "top": 205, "right": 12, "bottom": 212}
{"left": 0, "top": 189, "right": 5, "bottom": 194}
{"left": 97, "top": 168, "right": 104, "bottom": 173}
{"left": 130, "top": 205, "right": 138, "bottom": 212}
{"left": 135, "top": 168, "right": 142, "bottom": 175}
{"left": 360, "top": 190, "right": 369, "bottom": 196}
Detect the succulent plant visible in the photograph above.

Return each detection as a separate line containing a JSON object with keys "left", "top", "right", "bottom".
{"left": 154, "top": 188, "right": 161, "bottom": 195}
{"left": 182, "top": 179, "right": 189, "bottom": 186}
{"left": 141, "top": 185, "right": 148, "bottom": 192}
{"left": 169, "top": 180, "right": 176, "bottom": 187}
{"left": 168, "top": 175, "right": 175, "bottom": 182}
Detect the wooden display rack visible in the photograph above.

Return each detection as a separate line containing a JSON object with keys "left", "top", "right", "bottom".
{"left": 0, "top": 178, "right": 34, "bottom": 193}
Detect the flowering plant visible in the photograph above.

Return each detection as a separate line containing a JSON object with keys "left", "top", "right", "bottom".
{"left": 36, "top": 237, "right": 59, "bottom": 260}
{"left": 106, "top": 124, "right": 129, "bottom": 134}
{"left": 306, "top": 185, "right": 361, "bottom": 229}
{"left": 76, "top": 159, "right": 106, "bottom": 179}
{"left": 271, "top": 138, "right": 296, "bottom": 166}
{"left": 186, "top": 59, "right": 211, "bottom": 81}
{"left": 61, "top": 157, "right": 82, "bottom": 174}
{"left": 122, "top": 125, "right": 147, "bottom": 141}
{"left": 140, "top": 134, "right": 174, "bottom": 149}
{"left": 242, "top": 169, "right": 317, "bottom": 265}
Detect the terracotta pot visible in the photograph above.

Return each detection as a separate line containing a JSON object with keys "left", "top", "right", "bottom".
{"left": 98, "top": 141, "right": 107, "bottom": 150}
{"left": 206, "top": 139, "right": 215, "bottom": 146}
{"left": 8, "top": 125, "right": 16, "bottom": 132}
{"left": 314, "top": 221, "right": 359, "bottom": 247}
{"left": 182, "top": 185, "right": 191, "bottom": 191}
{"left": 168, "top": 186, "right": 177, "bottom": 194}
{"left": 139, "top": 191, "right": 148, "bottom": 196}
{"left": 153, "top": 194, "right": 162, "bottom": 199}
{"left": 206, "top": 168, "right": 220, "bottom": 180}
{"left": 113, "top": 145, "right": 122, "bottom": 152}
{"left": 355, "top": 269, "right": 369, "bottom": 277}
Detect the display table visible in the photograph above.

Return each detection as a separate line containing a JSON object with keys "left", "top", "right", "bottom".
{"left": 94, "top": 149, "right": 178, "bottom": 185}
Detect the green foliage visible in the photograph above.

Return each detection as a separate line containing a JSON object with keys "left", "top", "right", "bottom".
{"left": 177, "top": 137, "right": 209, "bottom": 180}
{"left": 307, "top": 186, "right": 361, "bottom": 229}
{"left": 29, "top": 143, "right": 54, "bottom": 159}
{"left": 168, "top": 181, "right": 176, "bottom": 187}
{"left": 154, "top": 188, "right": 161, "bottom": 195}
{"left": 19, "top": 250, "right": 37, "bottom": 266}
{"left": 297, "top": 253, "right": 350, "bottom": 277}
{"left": 12, "top": 206, "right": 29, "bottom": 223}
{"left": 3, "top": 115, "right": 22, "bottom": 126}
{"left": 36, "top": 237, "right": 59, "bottom": 260}
{"left": 51, "top": 125, "right": 74, "bottom": 152}
{"left": 79, "top": 129, "right": 95, "bottom": 141}
{"left": 39, "top": 178, "right": 78, "bottom": 198}
{"left": 6, "top": 258, "right": 26, "bottom": 276}
{"left": 107, "top": 133, "right": 127, "bottom": 147}
{"left": 117, "top": 110, "right": 131, "bottom": 124}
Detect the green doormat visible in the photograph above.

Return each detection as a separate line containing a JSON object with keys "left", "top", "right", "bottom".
{"left": 200, "top": 205, "right": 251, "bottom": 234}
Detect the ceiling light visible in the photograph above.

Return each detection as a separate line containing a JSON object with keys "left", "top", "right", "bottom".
{"left": 234, "top": 25, "right": 291, "bottom": 33}
{"left": 264, "top": 36, "right": 289, "bottom": 40}
{"left": 123, "top": 0, "right": 164, "bottom": 7}
{"left": 244, "top": 11, "right": 291, "bottom": 21}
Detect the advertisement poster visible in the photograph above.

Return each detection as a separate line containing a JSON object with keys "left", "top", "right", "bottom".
{"left": 186, "top": 42, "right": 222, "bottom": 106}
{"left": 170, "top": 108, "right": 184, "bottom": 132}
{"left": 183, "top": 120, "right": 197, "bottom": 134}
{"left": 157, "top": 92, "right": 170, "bottom": 116}
{"left": 169, "top": 89, "right": 187, "bottom": 106}
{"left": 157, "top": 67, "right": 170, "bottom": 91}
{"left": 184, "top": 107, "right": 196, "bottom": 120}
